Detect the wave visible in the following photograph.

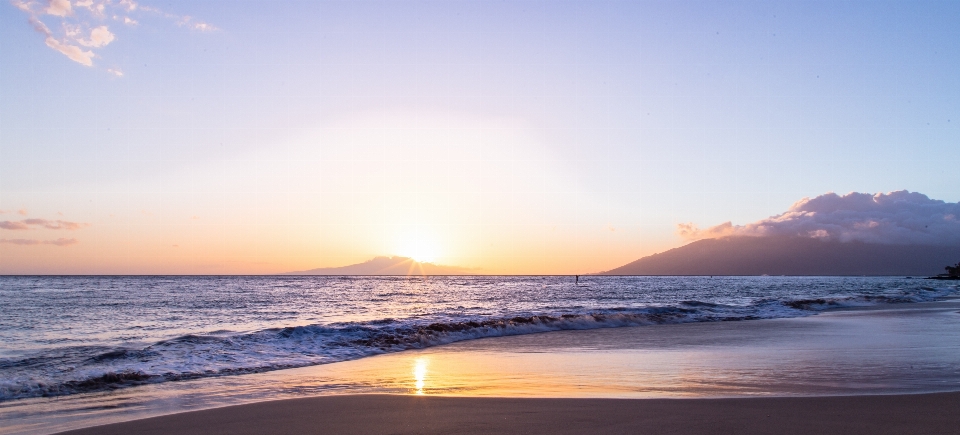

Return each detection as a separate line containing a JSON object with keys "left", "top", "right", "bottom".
{"left": 0, "top": 284, "right": 954, "bottom": 402}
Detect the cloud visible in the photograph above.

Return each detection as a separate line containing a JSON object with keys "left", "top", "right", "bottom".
{"left": 676, "top": 221, "right": 735, "bottom": 240}
{"left": 12, "top": 0, "right": 31, "bottom": 12}
{"left": 74, "top": 0, "right": 104, "bottom": 16}
{"left": 44, "top": 0, "right": 71, "bottom": 16}
{"left": 0, "top": 218, "right": 89, "bottom": 230}
{"left": 12, "top": 0, "right": 215, "bottom": 72}
{"left": 678, "top": 190, "right": 960, "bottom": 246}
{"left": 25, "top": 218, "right": 88, "bottom": 229}
{"left": 192, "top": 21, "right": 215, "bottom": 32}
{"left": 0, "top": 238, "right": 78, "bottom": 246}
{"left": 44, "top": 33, "right": 95, "bottom": 65}
{"left": 0, "top": 221, "right": 30, "bottom": 230}
{"left": 176, "top": 15, "right": 217, "bottom": 32}
{"left": 21, "top": 14, "right": 95, "bottom": 66}
{"left": 18, "top": 209, "right": 28, "bottom": 215}
{"left": 77, "top": 25, "right": 114, "bottom": 47}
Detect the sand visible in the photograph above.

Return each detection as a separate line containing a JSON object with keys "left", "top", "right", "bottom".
{"left": 56, "top": 392, "right": 960, "bottom": 435}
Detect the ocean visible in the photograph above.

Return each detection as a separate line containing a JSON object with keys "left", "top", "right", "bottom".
{"left": 1, "top": 275, "right": 954, "bottom": 403}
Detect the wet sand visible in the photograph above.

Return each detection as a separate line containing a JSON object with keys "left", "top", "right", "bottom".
{"left": 57, "top": 392, "right": 960, "bottom": 435}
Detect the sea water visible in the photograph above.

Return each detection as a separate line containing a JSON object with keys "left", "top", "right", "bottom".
{"left": 1, "top": 275, "right": 954, "bottom": 402}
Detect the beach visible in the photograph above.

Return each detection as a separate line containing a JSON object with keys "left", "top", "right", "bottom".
{"left": 55, "top": 393, "right": 960, "bottom": 435}
{"left": 3, "top": 296, "right": 959, "bottom": 434}
{"left": 6, "top": 0, "right": 960, "bottom": 432}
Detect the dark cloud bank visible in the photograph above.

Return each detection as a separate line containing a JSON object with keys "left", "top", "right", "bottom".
{"left": 605, "top": 191, "right": 960, "bottom": 276}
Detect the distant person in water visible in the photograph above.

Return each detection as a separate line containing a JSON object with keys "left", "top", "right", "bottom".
{"left": 575, "top": 275, "right": 579, "bottom": 285}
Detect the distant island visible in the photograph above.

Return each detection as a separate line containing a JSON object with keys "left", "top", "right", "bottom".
{"left": 283, "top": 256, "right": 478, "bottom": 276}
{"left": 929, "top": 262, "right": 960, "bottom": 280}
{"left": 598, "top": 236, "right": 960, "bottom": 276}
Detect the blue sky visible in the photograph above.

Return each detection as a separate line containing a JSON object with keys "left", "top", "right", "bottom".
{"left": 1, "top": 0, "right": 958, "bottom": 274}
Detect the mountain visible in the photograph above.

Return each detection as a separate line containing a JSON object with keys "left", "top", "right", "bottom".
{"left": 599, "top": 236, "right": 960, "bottom": 276}
{"left": 284, "top": 256, "right": 477, "bottom": 275}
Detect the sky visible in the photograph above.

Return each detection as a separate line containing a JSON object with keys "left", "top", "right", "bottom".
{"left": 1, "top": 0, "right": 958, "bottom": 274}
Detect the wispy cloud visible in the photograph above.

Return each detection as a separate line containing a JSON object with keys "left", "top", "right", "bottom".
{"left": 0, "top": 221, "right": 30, "bottom": 230}
{"left": 0, "top": 218, "right": 89, "bottom": 230}
{"left": 0, "top": 238, "right": 78, "bottom": 246}
{"left": 11, "top": 0, "right": 216, "bottom": 73}
{"left": 176, "top": 15, "right": 216, "bottom": 32}
{"left": 678, "top": 190, "right": 960, "bottom": 246}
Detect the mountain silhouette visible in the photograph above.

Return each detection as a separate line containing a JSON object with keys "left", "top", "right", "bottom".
{"left": 600, "top": 236, "right": 960, "bottom": 276}
{"left": 284, "top": 256, "right": 476, "bottom": 275}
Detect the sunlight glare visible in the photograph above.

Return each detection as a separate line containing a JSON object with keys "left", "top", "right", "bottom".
{"left": 413, "top": 357, "right": 428, "bottom": 394}
{"left": 398, "top": 234, "right": 440, "bottom": 263}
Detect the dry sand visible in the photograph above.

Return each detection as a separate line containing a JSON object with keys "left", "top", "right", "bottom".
{"left": 57, "top": 392, "right": 960, "bottom": 435}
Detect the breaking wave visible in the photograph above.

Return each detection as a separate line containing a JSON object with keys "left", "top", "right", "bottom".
{"left": 1, "top": 284, "right": 953, "bottom": 401}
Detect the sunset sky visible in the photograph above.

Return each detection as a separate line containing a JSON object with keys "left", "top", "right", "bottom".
{"left": 1, "top": 0, "right": 958, "bottom": 274}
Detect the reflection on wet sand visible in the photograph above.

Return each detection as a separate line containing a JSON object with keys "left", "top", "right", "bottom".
{"left": 413, "top": 358, "right": 428, "bottom": 395}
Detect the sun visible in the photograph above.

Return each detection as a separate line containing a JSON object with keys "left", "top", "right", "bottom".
{"left": 397, "top": 234, "right": 440, "bottom": 264}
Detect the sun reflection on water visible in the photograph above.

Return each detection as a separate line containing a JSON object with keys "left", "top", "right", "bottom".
{"left": 413, "top": 358, "right": 428, "bottom": 394}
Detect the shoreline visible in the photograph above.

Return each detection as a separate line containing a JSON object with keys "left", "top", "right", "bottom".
{"left": 5, "top": 298, "right": 960, "bottom": 434}
{"left": 55, "top": 392, "right": 960, "bottom": 435}
{"left": 3, "top": 277, "right": 953, "bottom": 405}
